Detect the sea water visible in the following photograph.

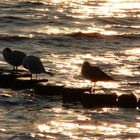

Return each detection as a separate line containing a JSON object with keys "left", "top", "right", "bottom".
{"left": 0, "top": 0, "right": 140, "bottom": 139}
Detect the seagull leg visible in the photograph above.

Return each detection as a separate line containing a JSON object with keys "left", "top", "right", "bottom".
{"left": 93, "top": 82, "right": 96, "bottom": 93}
{"left": 90, "top": 81, "right": 92, "bottom": 93}
{"left": 31, "top": 73, "right": 33, "bottom": 80}
{"left": 12, "top": 66, "right": 17, "bottom": 74}
{"left": 36, "top": 74, "right": 38, "bottom": 80}
{"left": 15, "top": 66, "right": 18, "bottom": 74}
{"left": 13, "top": 66, "right": 15, "bottom": 71}
{"left": 90, "top": 81, "right": 94, "bottom": 93}
{"left": 91, "top": 82, "right": 96, "bottom": 93}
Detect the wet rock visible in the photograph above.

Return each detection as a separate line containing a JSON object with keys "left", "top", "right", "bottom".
{"left": 117, "top": 94, "right": 137, "bottom": 108}
{"left": 62, "top": 87, "right": 90, "bottom": 103}
{"left": 34, "top": 83, "right": 90, "bottom": 98}
{"left": 81, "top": 92, "right": 118, "bottom": 108}
{"left": 11, "top": 78, "right": 48, "bottom": 90}
{"left": 0, "top": 73, "right": 16, "bottom": 88}
{"left": 0, "top": 69, "right": 32, "bottom": 88}
{"left": 34, "top": 83, "right": 64, "bottom": 95}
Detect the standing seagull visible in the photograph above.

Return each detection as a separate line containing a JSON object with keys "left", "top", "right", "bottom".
{"left": 2, "top": 47, "right": 26, "bottom": 72}
{"left": 23, "top": 55, "right": 54, "bottom": 79}
{"left": 81, "top": 61, "right": 114, "bottom": 92}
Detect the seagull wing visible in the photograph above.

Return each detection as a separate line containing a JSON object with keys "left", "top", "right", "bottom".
{"left": 89, "top": 66, "right": 113, "bottom": 82}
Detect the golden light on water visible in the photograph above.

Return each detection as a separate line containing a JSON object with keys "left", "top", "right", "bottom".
{"left": 125, "top": 47, "right": 140, "bottom": 56}
{"left": 0, "top": 128, "right": 6, "bottom": 132}
{"left": 36, "top": 122, "right": 79, "bottom": 139}
{"left": 98, "top": 82, "right": 120, "bottom": 89}
{"left": 93, "top": 55, "right": 117, "bottom": 64}
{"left": 35, "top": 120, "right": 140, "bottom": 139}
{"left": 0, "top": 1, "right": 139, "bottom": 140}
{"left": 36, "top": 26, "right": 71, "bottom": 34}
{"left": 43, "top": 53, "right": 122, "bottom": 89}
{"left": 33, "top": 0, "right": 140, "bottom": 35}
{"left": 27, "top": 107, "right": 140, "bottom": 139}
{"left": 97, "top": 0, "right": 140, "bottom": 17}
{"left": 37, "top": 124, "right": 50, "bottom": 132}
{"left": 101, "top": 31, "right": 118, "bottom": 35}
{"left": 116, "top": 66, "right": 133, "bottom": 76}
{"left": 42, "top": 43, "right": 140, "bottom": 92}
{"left": 45, "top": 0, "right": 140, "bottom": 20}
{"left": 0, "top": 59, "right": 8, "bottom": 65}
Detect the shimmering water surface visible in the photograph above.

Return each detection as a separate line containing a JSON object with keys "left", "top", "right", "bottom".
{"left": 0, "top": 0, "right": 140, "bottom": 139}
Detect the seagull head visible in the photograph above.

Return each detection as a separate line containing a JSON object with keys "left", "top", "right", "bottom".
{"left": 83, "top": 61, "right": 90, "bottom": 68}
{"left": 3, "top": 48, "right": 12, "bottom": 53}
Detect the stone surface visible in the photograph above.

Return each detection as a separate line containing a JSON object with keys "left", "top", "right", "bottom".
{"left": 11, "top": 78, "right": 48, "bottom": 90}
{"left": 117, "top": 94, "right": 137, "bottom": 108}
{"left": 81, "top": 93, "right": 118, "bottom": 108}
{"left": 34, "top": 83, "right": 64, "bottom": 95}
{"left": 35, "top": 83, "right": 90, "bottom": 98}
{"left": 62, "top": 87, "right": 90, "bottom": 103}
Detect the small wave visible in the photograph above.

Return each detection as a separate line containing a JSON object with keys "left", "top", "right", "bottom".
{"left": 0, "top": 34, "right": 31, "bottom": 42}
{"left": 0, "top": 16, "right": 28, "bottom": 22}
{"left": 0, "top": 100, "right": 19, "bottom": 106}
{"left": 68, "top": 32, "right": 102, "bottom": 38}
{"left": 99, "top": 17, "right": 135, "bottom": 25}
{"left": 16, "top": 1, "right": 45, "bottom": 8}
{"left": 68, "top": 32, "right": 140, "bottom": 39}
{"left": 0, "top": 15, "right": 41, "bottom": 27}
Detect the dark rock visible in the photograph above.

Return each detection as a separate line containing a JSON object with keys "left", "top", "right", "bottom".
{"left": 81, "top": 93, "right": 118, "bottom": 108}
{"left": 34, "top": 83, "right": 64, "bottom": 95}
{"left": 117, "top": 94, "right": 137, "bottom": 108}
{"left": 0, "top": 70, "right": 32, "bottom": 88}
{"left": 0, "top": 73, "right": 16, "bottom": 88}
{"left": 34, "top": 83, "right": 90, "bottom": 98}
{"left": 62, "top": 87, "right": 90, "bottom": 103}
{"left": 11, "top": 78, "right": 48, "bottom": 90}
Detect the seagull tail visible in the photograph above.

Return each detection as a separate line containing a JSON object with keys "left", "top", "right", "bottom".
{"left": 110, "top": 76, "right": 121, "bottom": 82}
{"left": 45, "top": 71, "right": 54, "bottom": 76}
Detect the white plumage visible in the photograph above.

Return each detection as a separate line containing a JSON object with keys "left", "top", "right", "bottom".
{"left": 23, "top": 55, "right": 53, "bottom": 79}
{"left": 2, "top": 47, "right": 26, "bottom": 71}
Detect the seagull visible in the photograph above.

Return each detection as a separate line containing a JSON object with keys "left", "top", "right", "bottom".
{"left": 2, "top": 47, "right": 26, "bottom": 72}
{"left": 23, "top": 55, "right": 54, "bottom": 79}
{"left": 81, "top": 61, "right": 114, "bottom": 92}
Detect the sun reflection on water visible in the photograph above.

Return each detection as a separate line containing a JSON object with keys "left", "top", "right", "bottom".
{"left": 43, "top": 52, "right": 121, "bottom": 89}
{"left": 97, "top": 0, "right": 140, "bottom": 17}
{"left": 0, "top": 1, "right": 140, "bottom": 140}
{"left": 33, "top": 0, "right": 140, "bottom": 35}
{"left": 98, "top": 81, "right": 120, "bottom": 89}
{"left": 125, "top": 47, "right": 140, "bottom": 56}
{"left": 22, "top": 105, "right": 140, "bottom": 139}
{"left": 35, "top": 119, "right": 140, "bottom": 139}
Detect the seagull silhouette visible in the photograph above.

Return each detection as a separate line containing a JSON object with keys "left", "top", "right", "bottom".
{"left": 81, "top": 61, "right": 114, "bottom": 92}
{"left": 23, "top": 55, "right": 54, "bottom": 79}
{"left": 2, "top": 48, "right": 26, "bottom": 72}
